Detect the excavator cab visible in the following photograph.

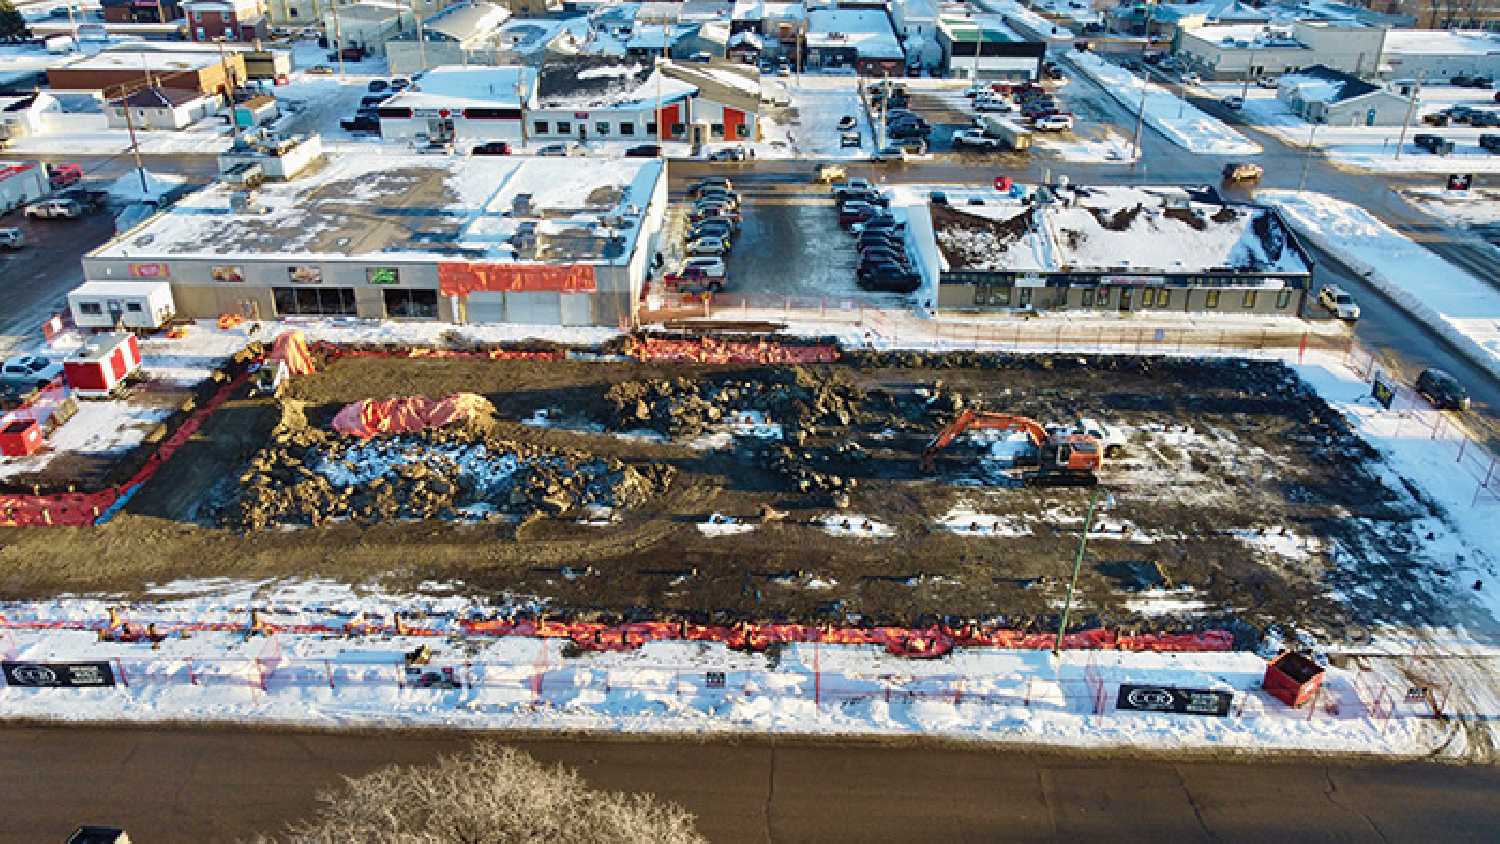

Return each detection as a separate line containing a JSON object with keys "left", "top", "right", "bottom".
{"left": 923, "top": 409, "right": 1103, "bottom": 486}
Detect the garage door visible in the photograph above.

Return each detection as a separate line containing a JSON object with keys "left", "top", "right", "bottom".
{"left": 505, "top": 292, "right": 562, "bottom": 325}
{"left": 560, "top": 294, "right": 593, "bottom": 326}
{"left": 467, "top": 292, "right": 504, "bottom": 323}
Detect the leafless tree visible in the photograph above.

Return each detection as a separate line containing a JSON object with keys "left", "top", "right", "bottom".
{"left": 262, "top": 742, "right": 706, "bottom": 844}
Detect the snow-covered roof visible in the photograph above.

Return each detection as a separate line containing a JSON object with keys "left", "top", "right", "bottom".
{"left": 1277, "top": 64, "right": 1379, "bottom": 104}
{"left": 1181, "top": 23, "right": 1306, "bottom": 49}
{"left": 931, "top": 186, "right": 1309, "bottom": 276}
{"left": 1382, "top": 29, "right": 1500, "bottom": 57}
{"left": 761, "top": 2, "right": 805, "bottom": 22}
{"left": 422, "top": 2, "right": 511, "bottom": 43}
{"left": 680, "top": 0, "right": 733, "bottom": 22}
{"left": 536, "top": 63, "right": 695, "bottom": 109}
{"left": 327, "top": 1, "right": 409, "bottom": 22}
{"left": 728, "top": 31, "right": 763, "bottom": 50}
{"left": 626, "top": 23, "right": 689, "bottom": 51}
{"left": 93, "top": 154, "right": 665, "bottom": 265}
{"left": 386, "top": 65, "right": 538, "bottom": 110}
{"left": 806, "top": 9, "right": 904, "bottom": 59}
{"left": 114, "top": 86, "right": 210, "bottom": 108}
{"left": 57, "top": 50, "right": 222, "bottom": 72}
{"left": 732, "top": 0, "right": 763, "bottom": 21}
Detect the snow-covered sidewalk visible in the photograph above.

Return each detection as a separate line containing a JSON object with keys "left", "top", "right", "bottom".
{"left": 1262, "top": 190, "right": 1500, "bottom": 379}
{"left": 1065, "top": 51, "right": 1260, "bottom": 155}
{"left": 0, "top": 615, "right": 1480, "bottom": 758}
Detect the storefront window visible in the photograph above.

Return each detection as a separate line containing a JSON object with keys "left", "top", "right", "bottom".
{"left": 533, "top": 120, "right": 549, "bottom": 134}
{"left": 383, "top": 289, "right": 438, "bottom": 319}
{"left": 1243, "top": 290, "right": 1258, "bottom": 309}
{"left": 273, "top": 287, "right": 356, "bottom": 316}
{"left": 1206, "top": 290, "right": 1220, "bottom": 308}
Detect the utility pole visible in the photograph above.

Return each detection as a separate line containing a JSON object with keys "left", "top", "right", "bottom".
{"left": 1394, "top": 72, "right": 1423, "bottom": 161}
{"left": 411, "top": 0, "right": 428, "bottom": 73}
{"left": 1298, "top": 119, "right": 1319, "bottom": 190}
{"left": 116, "top": 85, "right": 150, "bottom": 196}
{"left": 1129, "top": 2, "right": 1153, "bottom": 167}
{"left": 1239, "top": 37, "right": 1256, "bottom": 103}
{"left": 1054, "top": 486, "right": 1102, "bottom": 657}
{"left": 331, "top": 1, "right": 346, "bottom": 77}
{"left": 655, "top": 43, "right": 665, "bottom": 143}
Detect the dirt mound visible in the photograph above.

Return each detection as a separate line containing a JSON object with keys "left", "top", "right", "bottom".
{"left": 603, "top": 366, "right": 869, "bottom": 442}
{"left": 223, "top": 426, "right": 675, "bottom": 530}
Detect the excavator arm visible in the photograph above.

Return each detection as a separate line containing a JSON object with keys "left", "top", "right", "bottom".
{"left": 921, "top": 410, "right": 1050, "bottom": 470}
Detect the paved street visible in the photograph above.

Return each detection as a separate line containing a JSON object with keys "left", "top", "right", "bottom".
{"left": 2, "top": 725, "right": 1498, "bottom": 843}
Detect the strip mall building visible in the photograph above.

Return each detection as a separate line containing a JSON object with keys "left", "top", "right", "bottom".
{"left": 81, "top": 153, "right": 668, "bottom": 326}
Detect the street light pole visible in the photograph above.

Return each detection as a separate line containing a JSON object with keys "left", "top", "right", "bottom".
{"left": 1054, "top": 486, "right": 1103, "bottom": 657}
{"left": 1129, "top": 2, "right": 1154, "bottom": 168}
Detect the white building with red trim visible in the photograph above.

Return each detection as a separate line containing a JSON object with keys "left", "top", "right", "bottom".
{"left": 376, "top": 65, "right": 538, "bottom": 145}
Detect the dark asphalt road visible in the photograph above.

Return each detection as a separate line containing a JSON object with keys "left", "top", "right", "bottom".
{"left": 3, "top": 725, "right": 1499, "bottom": 843}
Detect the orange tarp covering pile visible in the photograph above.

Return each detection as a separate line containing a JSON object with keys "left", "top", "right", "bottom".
{"left": 268, "top": 330, "right": 315, "bottom": 375}
{"left": 331, "top": 392, "right": 495, "bottom": 439}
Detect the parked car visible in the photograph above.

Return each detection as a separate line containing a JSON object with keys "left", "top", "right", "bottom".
{"left": 953, "top": 129, "right": 1006, "bottom": 150}
{"left": 24, "top": 198, "right": 82, "bottom": 219}
{"left": 963, "top": 82, "right": 989, "bottom": 98}
{"left": 47, "top": 163, "right": 81, "bottom": 189}
{"left": 708, "top": 146, "right": 746, "bottom": 161}
{"left": 1034, "top": 114, "right": 1074, "bottom": 131}
{"left": 838, "top": 114, "right": 857, "bottom": 130}
{"left": 686, "top": 235, "right": 730, "bottom": 256}
{"left": 1222, "top": 161, "right": 1264, "bottom": 181}
{"left": 840, "top": 130, "right": 862, "bottom": 147}
{"left": 838, "top": 201, "right": 879, "bottom": 225}
{"left": 1480, "top": 133, "right": 1500, "bottom": 153}
{"left": 1181, "top": 71, "right": 1201, "bottom": 84}
{"left": 691, "top": 205, "right": 740, "bottom": 225}
{"left": 359, "top": 94, "right": 388, "bottom": 108}
{"left": 697, "top": 190, "right": 740, "bottom": 209}
{"left": 832, "top": 178, "right": 874, "bottom": 196}
{"left": 625, "top": 143, "right": 662, "bottom": 157}
{"left": 896, "top": 137, "right": 928, "bottom": 155}
{"left": 1450, "top": 75, "right": 1475, "bottom": 87}
{"left": 662, "top": 266, "right": 723, "bottom": 294}
{"left": 679, "top": 256, "right": 727, "bottom": 278}
{"left": 0, "top": 354, "right": 61, "bottom": 388}
{"left": 689, "top": 51, "right": 713, "bottom": 63}
{"left": 873, "top": 145, "right": 909, "bottom": 163}
{"left": 1413, "top": 133, "right": 1455, "bottom": 155}
{"left": 1416, "top": 368, "right": 1470, "bottom": 410}
{"left": 974, "top": 96, "right": 1013, "bottom": 113}
{"left": 1222, "top": 95, "right": 1244, "bottom": 110}
{"left": 1422, "top": 112, "right": 1450, "bottom": 127}
{"left": 340, "top": 114, "right": 380, "bottom": 132}
{"left": 306, "top": 65, "right": 334, "bottom": 75}
{"left": 390, "top": 78, "right": 411, "bottom": 90}
{"left": 538, "top": 142, "right": 586, "bottom": 156}
{"left": 472, "top": 141, "right": 512, "bottom": 155}
{"left": 858, "top": 262, "right": 921, "bottom": 293}
{"left": 1256, "top": 76, "right": 1278, "bottom": 88}
{"left": 689, "top": 222, "right": 733, "bottom": 246}
{"left": 1317, "top": 285, "right": 1360, "bottom": 320}
{"left": 0, "top": 227, "right": 23, "bottom": 250}
{"left": 367, "top": 79, "right": 388, "bottom": 92}
{"left": 691, "top": 176, "right": 733, "bottom": 195}
{"left": 839, "top": 190, "right": 888, "bottom": 208}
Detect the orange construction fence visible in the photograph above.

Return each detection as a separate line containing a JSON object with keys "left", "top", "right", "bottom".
{"left": 0, "top": 609, "right": 1235, "bottom": 658}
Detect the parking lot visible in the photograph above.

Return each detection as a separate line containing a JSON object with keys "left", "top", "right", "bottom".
{"left": 0, "top": 202, "right": 117, "bottom": 354}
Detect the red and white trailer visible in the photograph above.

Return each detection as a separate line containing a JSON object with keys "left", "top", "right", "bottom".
{"left": 63, "top": 332, "right": 142, "bottom": 398}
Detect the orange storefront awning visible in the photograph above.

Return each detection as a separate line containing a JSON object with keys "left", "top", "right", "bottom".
{"left": 438, "top": 262, "right": 597, "bottom": 296}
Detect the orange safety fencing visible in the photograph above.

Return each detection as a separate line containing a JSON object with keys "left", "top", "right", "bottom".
{"left": 0, "top": 370, "right": 251, "bottom": 528}
{"left": 624, "top": 335, "right": 840, "bottom": 365}
{"left": 0, "top": 609, "right": 1235, "bottom": 658}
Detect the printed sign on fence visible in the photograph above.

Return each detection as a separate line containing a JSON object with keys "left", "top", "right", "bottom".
{"left": 2, "top": 660, "right": 116, "bottom": 688}
{"left": 1371, "top": 375, "right": 1396, "bottom": 410}
{"left": 1115, "top": 684, "right": 1232, "bottom": 717}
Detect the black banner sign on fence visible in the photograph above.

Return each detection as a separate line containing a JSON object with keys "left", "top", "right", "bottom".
{"left": 2, "top": 661, "right": 116, "bottom": 688}
{"left": 1115, "top": 684, "right": 1233, "bottom": 717}
{"left": 1371, "top": 376, "right": 1396, "bottom": 410}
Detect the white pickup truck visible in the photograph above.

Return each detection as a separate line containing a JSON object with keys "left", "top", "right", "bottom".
{"left": 952, "top": 129, "right": 1007, "bottom": 150}
{"left": 1076, "top": 417, "right": 1128, "bottom": 458}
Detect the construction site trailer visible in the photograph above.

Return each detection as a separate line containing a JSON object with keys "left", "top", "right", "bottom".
{"left": 981, "top": 116, "right": 1032, "bottom": 150}
{"left": 67, "top": 281, "right": 175, "bottom": 330}
{"left": 63, "top": 332, "right": 142, "bottom": 398}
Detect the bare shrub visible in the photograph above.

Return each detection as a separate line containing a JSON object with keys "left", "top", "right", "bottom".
{"left": 265, "top": 742, "right": 705, "bottom": 844}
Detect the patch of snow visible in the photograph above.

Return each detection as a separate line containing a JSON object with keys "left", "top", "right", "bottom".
{"left": 697, "top": 512, "right": 756, "bottom": 536}
{"left": 1065, "top": 50, "right": 1260, "bottom": 155}
{"left": 937, "top": 504, "right": 1032, "bottom": 537}
{"left": 817, "top": 512, "right": 895, "bottom": 538}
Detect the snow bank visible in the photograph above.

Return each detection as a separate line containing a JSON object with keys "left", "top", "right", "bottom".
{"left": 1261, "top": 190, "right": 1500, "bottom": 380}
{"left": 105, "top": 170, "right": 187, "bottom": 202}
{"left": 1065, "top": 50, "right": 1260, "bottom": 155}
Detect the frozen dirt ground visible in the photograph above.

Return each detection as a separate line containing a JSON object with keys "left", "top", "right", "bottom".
{"left": 0, "top": 349, "right": 1476, "bottom": 650}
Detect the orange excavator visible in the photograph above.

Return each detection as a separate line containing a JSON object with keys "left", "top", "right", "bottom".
{"left": 921, "top": 410, "right": 1102, "bottom": 487}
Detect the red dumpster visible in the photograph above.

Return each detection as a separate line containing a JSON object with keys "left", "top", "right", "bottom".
{"left": 994, "top": 175, "right": 1013, "bottom": 192}
{"left": 0, "top": 416, "right": 42, "bottom": 457}
{"left": 1263, "top": 651, "right": 1324, "bottom": 707}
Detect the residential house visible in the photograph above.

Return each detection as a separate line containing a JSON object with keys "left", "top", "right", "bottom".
{"left": 99, "top": 0, "right": 185, "bottom": 24}
{"left": 181, "top": 0, "right": 269, "bottom": 42}
{"left": 0, "top": 93, "right": 61, "bottom": 144}
{"left": 106, "top": 86, "right": 220, "bottom": 130}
